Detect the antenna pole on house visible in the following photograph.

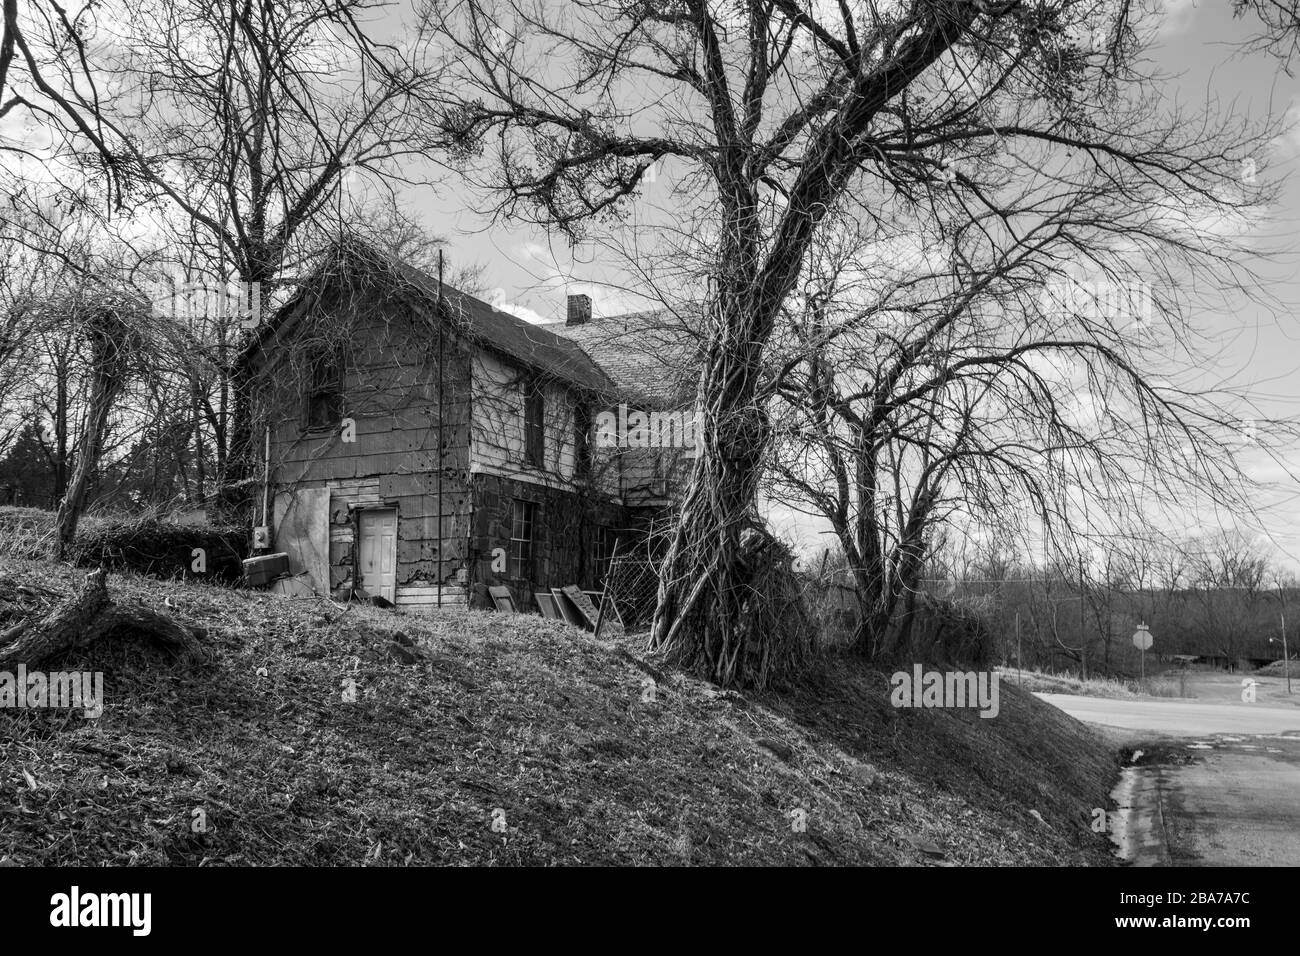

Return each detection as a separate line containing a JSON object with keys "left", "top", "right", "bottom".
{"left": 437, "top": 249, "right": 444, "bottom": 609}
{"left": 594, "top": 536, "right": 619, "bottom": 640}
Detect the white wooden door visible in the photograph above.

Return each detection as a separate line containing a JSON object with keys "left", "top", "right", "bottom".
{"left": 358, "top": 509, "right": 397, "bottom": 602}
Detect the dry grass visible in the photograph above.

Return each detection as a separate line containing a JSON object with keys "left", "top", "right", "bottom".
{"left": 1000, "top": 666, "right": 1183, "bottom": 699}
{"left": 1255, "top": 659, "right": 1299, "bottom": 678}
{"left": 0, "top": 557, "right": 1121, "bottom": 866}
{"left": 0, "top": 505, "right": 116, "bottom": 560}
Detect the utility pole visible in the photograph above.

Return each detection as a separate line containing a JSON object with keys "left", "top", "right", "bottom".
{"left": 1016, "top": 611, "right": 1022, "bottom": 688}
{"left": 1079, "top": 556, "right": 1088, "bottom": 680}
{"left": 436, "top": 250, "right": 444, "bottom": 609}
{"left": 1283, "top": 606, "right": 1291, "bottom": 695}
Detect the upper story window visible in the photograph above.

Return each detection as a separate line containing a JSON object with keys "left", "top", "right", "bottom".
{"left": 523, "top": 377, "right": 544, "bottom": 467}
{"left": 305, "top": 350, "right": 344, "bottom": 430}
{"left": 575, "top": 402, "right": 593, "bottom": 478}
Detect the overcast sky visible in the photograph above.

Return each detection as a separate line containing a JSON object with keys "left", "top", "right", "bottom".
{"left": 389, "top": 1, "right": 1300, "bottom": 568}
{"left": 7, "top": 0, "right": 1300, "bottom": 569}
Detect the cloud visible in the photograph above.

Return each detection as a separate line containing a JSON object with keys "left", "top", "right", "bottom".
{"left": 487, "top": 241, "right": 654, "bottom": 323}
{"left": 1157, "top": 0, "right": 1199, "bottom": 36}
{"left": 482, "top": 286, "right": 551, "bottom": 325}
{"left": 1268, "top": 99, "right": 1300, "bottom": 162}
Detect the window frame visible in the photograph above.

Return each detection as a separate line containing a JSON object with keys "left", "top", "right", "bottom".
{"left": 523, "top": 377, "right": 545, "bottom": 468}
{"left": 574, "top": 401, "right": 593, "bottom": 478}
{"left": 303, "top": 347, "right": 345, "bottom": 432}
{"left": 508, "top": 498, "right": 537, "bottom": 582}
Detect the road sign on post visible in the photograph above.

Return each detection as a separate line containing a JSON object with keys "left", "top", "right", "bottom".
{"left": 1133, "top": 623, "right": 1153, "bottom": 682}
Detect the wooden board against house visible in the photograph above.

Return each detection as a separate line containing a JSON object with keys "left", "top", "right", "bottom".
{"left": 551, "top": 588, "right": 588, "bottom": 628}
{"left": 272, "top": 487, "right": 331, "bottom": 596}
{"left": 271, "top": 573, "right": 316, "bottom": 599}
{"left": 535, "top": 592, "right": 561, "bottom": 620}
{"left": 584, "top": 589, "right": 623, "bottom": 638}
{"left": 562, "top": 585, "right": 602, "bottom": 630}
{"left": 488, "top": 585, "right": 517, "bottom": 613}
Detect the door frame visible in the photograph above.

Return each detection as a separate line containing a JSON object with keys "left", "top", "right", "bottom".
{"left": 354, "top": 505, "right": 399, "bottom": 601}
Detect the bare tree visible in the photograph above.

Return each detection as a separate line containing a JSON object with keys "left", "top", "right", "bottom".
{"left": 765, "top": 142, "right": 1276, "bottom": 661}
{"left": 423, "top": 0, "right": 1277, "bottom": 686}
{"left": 52, "top": 291, "right": 142, "bottom": 551}
{"left": 13, "top": 0, "right": 449, "bottom": 504}
{"left": 0, "top": 0, "right": 124, "bottom": 180}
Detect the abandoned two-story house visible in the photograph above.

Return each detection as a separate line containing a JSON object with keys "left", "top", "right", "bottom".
{"left": 238, "top": 240, "right": 698, "bottom": 612}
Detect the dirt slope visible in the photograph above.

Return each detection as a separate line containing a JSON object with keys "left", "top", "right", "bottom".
{"left": 0, "top": 558, "right": 1119, "bottom": 865}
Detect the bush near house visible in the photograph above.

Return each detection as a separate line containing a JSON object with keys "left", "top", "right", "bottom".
{"left": 0, "top": 506, "right": 248, "bottom": 581}
{"left": 903, "top": 594, "right": 998, "bottom": 667}
{"left": 69, "top": 518, "right": 249, "bottom": 583}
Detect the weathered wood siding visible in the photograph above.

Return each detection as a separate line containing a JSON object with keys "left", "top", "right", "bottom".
{"left": 470, "top": 351, "right": 578, "bottom": 486}
{"left": 463, "top": 352, "right": 630, "bottom": 608}
{"left": 250, "top": 283, "right": 472, "bottom": 609}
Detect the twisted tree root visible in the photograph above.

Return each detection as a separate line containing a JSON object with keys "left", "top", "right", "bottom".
{"left": 0, "top": 569, "right": 206, "bottom": 671}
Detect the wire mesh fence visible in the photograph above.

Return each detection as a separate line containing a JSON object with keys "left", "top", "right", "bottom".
{"left": 601, "top": 554, "right": 660, "bottom": 634}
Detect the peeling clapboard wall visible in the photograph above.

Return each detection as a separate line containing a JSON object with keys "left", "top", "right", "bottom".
{"left": 253, "top": 280, "right": 473, "bottom": 610}
{"left": 469, "top": 351, "right": 578, "bottom": 487}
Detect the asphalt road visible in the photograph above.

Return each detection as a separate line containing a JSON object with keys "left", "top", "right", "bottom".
{"left": 1036, "top": 688, "right": 1300, "bottom": 866}
{"left": 1035, "top": 692, "right": 1300, "bottom": 736}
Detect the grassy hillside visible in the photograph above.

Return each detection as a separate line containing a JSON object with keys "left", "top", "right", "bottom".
{"left": 0, "top": 556, "right": 1120, "bottom": 866}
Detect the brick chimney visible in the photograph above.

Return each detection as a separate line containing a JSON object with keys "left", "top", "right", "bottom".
{"left": 566, "top": 293, "right": 592, "bottom": 327}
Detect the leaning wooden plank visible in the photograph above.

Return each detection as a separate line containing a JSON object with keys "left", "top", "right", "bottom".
{"left": 487, "top": 585, "right": 516, "bottom": 613}
{"left": 561, "top": 585, "right": 601, "bottom": 630}
{"left": 535, "top": 592, "right": 561, "bottom": 620}
{"left": 594, "top": 537, "right": 621, "bottom": 640}
{"left": 550, "top": 588, "right": 587, "bottom": 628}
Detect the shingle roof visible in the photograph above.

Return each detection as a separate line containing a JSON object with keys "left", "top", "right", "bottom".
{"left": 537, "top": 309, "right": 701, "bottom": 406}
{"left": 383, "top": 257, "right": 614, "bottom": 393}
{"left": 240, "top": 240, "right": 615, "bottom": 394}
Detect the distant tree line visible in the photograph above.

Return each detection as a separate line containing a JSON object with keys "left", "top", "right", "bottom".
{"left": 914, "top": 530, "right": 1295, "bottom": 675}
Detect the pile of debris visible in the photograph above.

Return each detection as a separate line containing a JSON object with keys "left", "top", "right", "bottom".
{"left": 488, "top": 583, "right": 624, "bottom": 639}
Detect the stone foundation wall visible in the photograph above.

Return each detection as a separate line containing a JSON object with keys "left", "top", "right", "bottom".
{"left": 468, "top": 473, "right": 625, "bottom": 610}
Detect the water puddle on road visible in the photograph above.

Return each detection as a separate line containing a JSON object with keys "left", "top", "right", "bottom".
{"left": 1108, "top": 764, "right": 1171, "bottom": 865}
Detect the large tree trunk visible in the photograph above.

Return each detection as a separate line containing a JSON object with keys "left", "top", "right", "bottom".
{"left": 648, "top": 299, "right": 776, "bottom": 686}
{"left": 0, "top": 569, "right": 206, "bottom": 670}
{"left": 55, "top": 308, "right": 132, "bottom": 556}
{"left": 53, "top": 347, "right": 68, "bottom": 506}
{"left": 221, "top": 260, "right": 273, "bottom": 524}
